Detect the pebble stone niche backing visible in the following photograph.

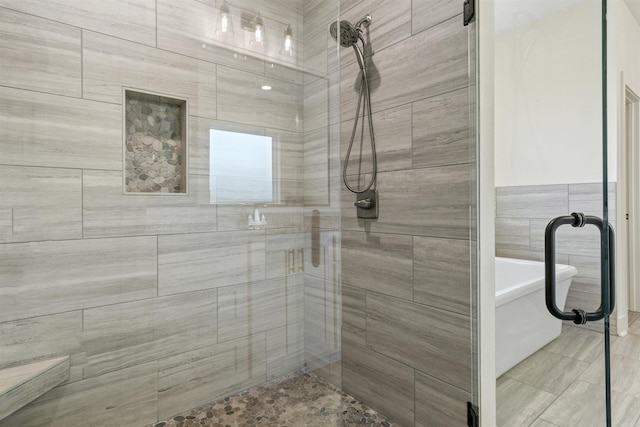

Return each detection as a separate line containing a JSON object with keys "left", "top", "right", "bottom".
{"left": 151, "top": 372, "right": 400, "bottom": 427}
{"left": 125, "top": 90, "right": 186, "bottom": 193}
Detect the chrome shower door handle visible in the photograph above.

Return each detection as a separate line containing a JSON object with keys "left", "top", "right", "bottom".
{"left": 544, "top": 212, "right": 615, "bottom": 324}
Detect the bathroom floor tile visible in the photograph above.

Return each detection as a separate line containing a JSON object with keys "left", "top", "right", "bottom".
{"left": 543, "top": 325, "right": 604, "bottom": 363}
{"left": 150, "top": 372, "right": 401, "bottom": 427}
{"left": 497, "top": 377, "right": 556, "bottom": 427}
{"left": 539, "top": 380, "right": 640, "bottom": 427}
{"left": 505, "top": 349, "right": 589, "bottom": 395}
{"left": 580, "top": 354, "right": 640, "bottom": 398}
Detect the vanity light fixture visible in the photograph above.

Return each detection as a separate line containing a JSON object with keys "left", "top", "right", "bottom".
{"left": 216, "top": 2, "right": 234, "bottom": 37}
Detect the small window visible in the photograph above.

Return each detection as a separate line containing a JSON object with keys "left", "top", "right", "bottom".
{"left": 209, "top": 129, "right": 274, "bottom": 203}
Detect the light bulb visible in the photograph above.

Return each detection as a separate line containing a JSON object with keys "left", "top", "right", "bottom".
{"left": 281, "top": 24, "right": 294, "bottom": 57}
{"left": 254, "top": 24, "right": 263, "bottom": 43}
{"left": 221, "top": 14, "right": 229, "bottom": 33}
{"left": 250, "top": 15, "right": 265, "bottom": 48}
{"left": 216, "top": 3, "right": 234, "bottom": 37}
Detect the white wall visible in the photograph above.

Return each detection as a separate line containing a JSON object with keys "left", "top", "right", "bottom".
{"left": 495, "top": 1, "right": 605, "bottom": 187}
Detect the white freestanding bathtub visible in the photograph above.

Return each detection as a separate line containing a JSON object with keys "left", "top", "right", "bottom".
{"left": 495, "top": 257, "right": 578, "bottom": 377}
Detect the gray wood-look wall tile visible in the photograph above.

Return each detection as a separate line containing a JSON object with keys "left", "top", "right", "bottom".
{"left": 82, "top": 170, "right": 217, "bottom": 237}
{"left": 339, "top": 0, "right": 412, "bottom": 69}
{"left": 217, "top": 66, "right": 302, "bottom": 132}
{"left": 569, "top": 182, "right": 616, "bottom": 218}
{"left": 304, "top": 126, "right": 333, "bottom": 182}
{"left": 412, "top": 0, "right": 461, "bottom": 35}
{"left": 342, "top": 341, "right": 414, "bottom": 426}
{"left": 341, "top": 104, "right": 413, "bottom": 175}
{"left": 495, "top": 217, "right": 530, "bottom": 252}
{"left": 342, "top": 164, "right": 471, "bottom": 239}
{"left": 0, "top": 8, "right": 81, "bottom": 97}
{"left": 304, "top": 274, "right": 341, "bottom": 369}
{"left": 413, "top": 236, "right": 470, "bottom": 315}
{"left": 341, "top": 285, "right": 366, "bottom": 346}
{"left": 158, "top": 333, "right": 267, "bottom": 420}
{"left": 412, "top": 87, "right": 470, "bottom": 168}
{"left": 218, "top": 277, "right": 303, "bottom": 342}
{"left": 82, "top": 289, "right": 217, "bottom": 379}
{"left": 266, "top": 322, "right": 305, "bottom": 380}
{"left": 530, "top": 218, "right": 602, "bottom": 256}
{"left": 415, "top": 370, "right": 471, "bottom": 427}
{"left": 303, "top": 0, "right": 338, "bottom": 37}
{"left": 341, "top": 16, "right": 467, "bottom": 118}
{"left": 0, "top": 209, "right": 11, "bottom": 237}
{"left": 0, "top": 166, "right": 81, "bottom": 243}
{"left": 567, "top": 254, "right": 601, "bottom": 294}
{"left": 303, "top": 176, "right": 332, "bottom": 207}
{"left": 341, "top": 230, "right": 413, "bottom": 300}
{"left": 0, "top": 312, "right": 84, "bottom": 383}
{"left": 83, "top": 31, "right": 217, "bottom": 119}
{"left": 366, "top": 292, "right": 471, "bottom": 391}
{"left": 341, "top": 0, "right": 365, "bottom": 13}
{"left": 267, "top": 128, "right": 305, "bottom": 182}
{"left": 304, "top": 77, "right": 331, "bottom": 132}
{"left": 0, "top": 0, "right": 156, "bottom": 46}
{"left": 0, "top": 361, "right": 158, "bottom": 427}
{"left": 158, "top": 230, "right": 266, "bottom": 295}
{"left": 496, "top": 185, "right": 568, "bottom": 219}
{"left": 0, "top": 87, "right": 122, "bottom": 170}
{"left": 302, "top": 26, "right": 331, "bottom": 82}
{"left": 265, "top": 229, "right": 305, "bottom": 279}
{"left": 0, "top": 237, "right": 157, "bottom": 323}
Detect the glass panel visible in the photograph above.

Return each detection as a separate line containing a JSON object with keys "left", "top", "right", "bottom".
{"left": 493, "top": 0, "right": 610, "bottom": 425}
{"left": 0, "top": 0, "right": 341, "bottom": 426}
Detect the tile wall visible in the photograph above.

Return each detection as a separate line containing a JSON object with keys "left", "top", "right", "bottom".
{"left": 0, "top": 0, "right": 336, "bottom": 425}
{"left": 495, "top": 183, "right": 616, "bottom": 332}
{"left": 333, "top": 0, "right": 475, "bottom": 426}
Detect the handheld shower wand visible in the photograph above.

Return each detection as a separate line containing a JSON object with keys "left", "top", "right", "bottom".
{"left": 329, "top": 15, "right": 377, "bottom": 203}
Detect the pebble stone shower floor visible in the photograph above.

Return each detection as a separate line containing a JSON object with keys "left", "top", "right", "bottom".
{"left": 150, "top": 372, "right": 400, "bottom": 427}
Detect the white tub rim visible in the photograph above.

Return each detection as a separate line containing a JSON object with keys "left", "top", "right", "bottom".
{"left": 495, "top": 257, "right": 578, "bottom": 307}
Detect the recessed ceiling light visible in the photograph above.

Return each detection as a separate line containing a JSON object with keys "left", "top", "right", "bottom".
{"left": 261, "top": 85, "right": 272, "bottom": 90}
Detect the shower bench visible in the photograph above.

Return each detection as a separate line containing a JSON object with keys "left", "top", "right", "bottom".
{"left": 0, "top": 356, "right": 69, "bottom": 421}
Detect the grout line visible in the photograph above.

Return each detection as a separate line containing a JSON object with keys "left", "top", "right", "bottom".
{"left": 156, "top": 235, "right": 159, "bottom": 297}
{"left": 81, "top": 169, "right": 84, "bottom": 239}
{"left": 155, "top": 0, "right": 158, "bottom": 48}
{"left": 80, "top": 30, "right": 84, "bottom": 98}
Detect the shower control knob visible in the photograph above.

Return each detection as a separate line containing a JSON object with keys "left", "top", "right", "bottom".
{"left": 354, "top": 198, "right": 372, "bottom": 209}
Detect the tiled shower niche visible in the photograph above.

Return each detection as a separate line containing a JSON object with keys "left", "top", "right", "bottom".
{"left": 124, "top": 89, "right": 187, "bottom": 194}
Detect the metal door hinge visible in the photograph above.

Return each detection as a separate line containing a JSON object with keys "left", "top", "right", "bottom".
{"left": 464, "top": 0, "right": 475, "bottom": 26}
{"left": 467, "top": 402, "right": 479, "bottom": 427}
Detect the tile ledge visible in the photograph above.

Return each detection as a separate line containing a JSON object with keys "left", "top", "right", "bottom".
{"left": 0, "top": 356, "right": 70, "bottom": 421}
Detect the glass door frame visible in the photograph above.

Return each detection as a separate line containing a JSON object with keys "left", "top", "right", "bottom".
{"left": 476, "top": 1, "right": 613, "bottom": 425}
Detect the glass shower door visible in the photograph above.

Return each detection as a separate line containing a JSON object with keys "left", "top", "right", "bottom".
{"left": 493, "top": 0, "right": 622, "bottom": 425}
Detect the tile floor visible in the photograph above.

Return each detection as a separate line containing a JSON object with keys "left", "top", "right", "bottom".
{"left": 498, "top": 313, "right": 640, "bottom": 426}
{"left": 150, "top": 372, "right": 400, "bottom": 427}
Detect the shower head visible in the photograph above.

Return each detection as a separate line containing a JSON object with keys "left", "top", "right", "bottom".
{"left": 330, "top": 17, "right": 371, "bottom": 72}
{"left": 329, "top": 20, "right": 360, "bottom": 48}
